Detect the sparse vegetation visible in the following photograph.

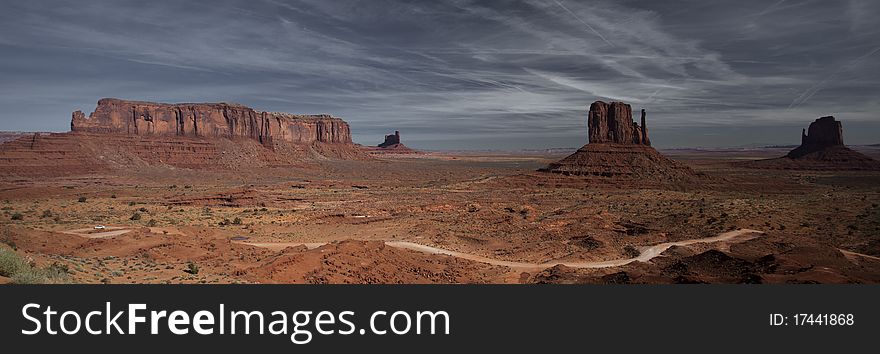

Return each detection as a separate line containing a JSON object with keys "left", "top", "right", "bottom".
{"left": 78, "top": 196, "right": 88, "bottom": 203}
{"left": 130, "top": 212, "right": 142, "bottom": 221}
{"left": 232, "top": 217, "right": 242, "bottom": 225}
{"left": 41, "top": 209, "right": 53, "bottom": 218}
{"left": 146, "top": 219, "right": 158, "bottom": 227}
{"left": 623, "top": 245, "right": 641, "bottom": 258}
{"left": 11, "top": 213, "right": 23, "bottom": 220}
{"left": 184, "top": 261, "right": 199, "bottom": 275}
{"left": 0, "top": 247, "right": 71, "bottom": 284}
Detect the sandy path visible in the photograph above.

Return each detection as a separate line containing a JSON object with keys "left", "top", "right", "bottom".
{"left": 60, "top": 227, "right": 133, "bottom": 239}
{"left": 240, "top": 229, "right": 764, "bottom": 271}
{"left": 839, "top": 249, "right": 880, "bottom": 262}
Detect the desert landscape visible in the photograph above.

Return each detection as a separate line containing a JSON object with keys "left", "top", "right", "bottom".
{"left": 1, "top": 98, "right": 878, "bottom": 284}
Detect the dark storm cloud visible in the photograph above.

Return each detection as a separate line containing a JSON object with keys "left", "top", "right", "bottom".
{"left": 1, "top": 0, "right": 879, "bottom": 149}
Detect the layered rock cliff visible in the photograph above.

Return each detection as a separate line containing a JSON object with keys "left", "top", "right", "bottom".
{"left": 71, "top": 98, "right": 352, "bottom": 144}
{"left": 588, "top": 101, "right": 650, "bottom": 146}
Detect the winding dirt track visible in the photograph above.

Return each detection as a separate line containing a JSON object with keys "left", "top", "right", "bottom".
{"left": 237, "top": 229, "right": 765, "bottom": 271}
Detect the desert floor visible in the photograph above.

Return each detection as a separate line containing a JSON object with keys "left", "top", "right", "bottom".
{"left": 2, "top": 147, "right": 879, "bottom": 284}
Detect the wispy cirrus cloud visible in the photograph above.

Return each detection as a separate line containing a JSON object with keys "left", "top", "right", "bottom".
{"left": 0, "top": 0, "right": 878, "bottom": 148}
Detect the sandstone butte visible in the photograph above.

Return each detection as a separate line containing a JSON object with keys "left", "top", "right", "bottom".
{"left": 71, "top": 98, "right": 352, "bottom": 145}
{"left": 0, "top": 98, "right": 362, "bottom": 177}
{"left": 540, "top": 100, "right": 697, "bottom": 183}
{"left": 743, "top": 116, "right": 880, "bottom": 170}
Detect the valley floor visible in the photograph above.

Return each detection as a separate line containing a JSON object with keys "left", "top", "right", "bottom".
{"left": 1, "top": 149, "right": 879, "bottom": 283}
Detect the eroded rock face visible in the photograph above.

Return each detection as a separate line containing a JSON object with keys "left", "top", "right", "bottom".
{"left": 587, "top": 101, "right": 650, "bottom": 145}
{"left": 378, "top": 131, "right": 401, "bottom": 148}
{"left": 71, "top": 98, "right": 352, "bottom": 144}
{"left": 787, "top": 116, "right": 843, "bottom": 158}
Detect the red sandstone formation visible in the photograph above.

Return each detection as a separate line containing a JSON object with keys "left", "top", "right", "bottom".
{"left": 742, "top": 116, "right": 880, "bottom": 170}
{"left": 0, "top": 99, "right": 366, "bottom": 177}
{"left": 378, "top": 131, "right": 402, "bottom": 148}
{"left": 787, "top": 116, "right": 843, "bottom": 158}
{"left": 588, "top": 101, "right": 650, "bottom": 146}
{"left": 541, "top": 100, "right": 696, "bottom": 183}
{"left": 365, "top": 130, "right": 416, "bottom": 154}
{"left": 71, "top": 98, "right": 352, "bottom": 144}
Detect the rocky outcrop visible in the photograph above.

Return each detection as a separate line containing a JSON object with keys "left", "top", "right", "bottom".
{"left": 588, "top": 101, "right": 650, "bottom": 146}
{"left": 71, "top": 98, "right": 352, "bottom": 144}
{"left": 366, "top": 130, "right": 417, "bottom": 154}
{"left": 541, "top": 100, "right": 697, "bottom": 184}
{"left": 378, "top": 131, "right": 401, "bottom": 148}
{"left": 787, "top": 116, "right": 843, "bottom": 158}
{"left": 742, "top": 116, "right": 880, "bottom": 170}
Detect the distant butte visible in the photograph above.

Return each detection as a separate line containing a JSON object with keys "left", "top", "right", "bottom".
{"left": 71, "top": 98, "right": 352, "bottom": 144}
{"left": 0, "top": 98, "right": 364, "bottom": 177}
{"left": 742, "top": 116, "right": 880, "bottom": 171}
{"left": 540, "top": 100, "right": 697, "bottom": 183}
{"left": 365, "top": 130, "right": 416, "bottom": 154}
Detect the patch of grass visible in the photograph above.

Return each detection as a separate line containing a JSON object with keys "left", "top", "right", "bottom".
{"left": 0, "top": 248, "right": 72, "bottom": 284}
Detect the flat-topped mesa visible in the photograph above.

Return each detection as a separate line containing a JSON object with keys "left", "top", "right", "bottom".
{"left": 787, "top": 116, "right": 843, "bottom": 158}
{"left": 70, "top": 98, "right": 352, "bottom": 144}
{"left": 378, "top": 131, "right": 401, "bottom": 148}
{"left": 587, "top": 101, "right": 650, "bottom": 146}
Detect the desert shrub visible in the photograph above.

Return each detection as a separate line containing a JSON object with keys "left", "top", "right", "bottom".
{"left": 138, "top": 207, "right": 148, "bottom": 212}
{"left": 146, "top": 219, "right": 158, "bottom": 227}
{"left": 41, "top": 209, "right": 53, "bottom": 218}
{"left": 110, "top": 194, "right": 117, "bottom": 199}
{"left": 0, "top": 248, "right": 71, "bottom": 284}
{"left": 232, "top": 217, "right": 242, "bottom": 225}
{"left": 78, "top": 196, "right": 88, "bottom": 203}
{"left": 218, "top": 218, "right": 231, "bottom": 226}
{"left": 184, "top": 261, "right": 199, "bottom": 275}
{"left": 130, "top": 212, "right": 142, "bottom": 221}
{"left": 623, "top": 245, "right": 641, "bottom": 258}
{"left": 128, "top": 201, "right": 137, "bottom": 206}
{"left": 10, "top": 213, "right": 23, "bottom": 220}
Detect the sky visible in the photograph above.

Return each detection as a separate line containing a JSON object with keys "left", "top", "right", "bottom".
{"left": 1, "top": 0, "right": 879, "bottom": 150}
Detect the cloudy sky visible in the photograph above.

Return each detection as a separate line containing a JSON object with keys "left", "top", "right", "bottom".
{"left": 1, "top": 0, "right": 879, "bottom": 149}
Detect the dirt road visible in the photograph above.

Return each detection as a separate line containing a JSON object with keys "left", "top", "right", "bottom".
{"left": 240, "top": 229, "right": 764, "bottom": 271}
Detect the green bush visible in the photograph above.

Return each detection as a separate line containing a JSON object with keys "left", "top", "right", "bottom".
{"left": 0, "top": 248, "right": 71, "bottom": 284}
{"left": 184, "top": 261, "right": 199, "bottom": 275}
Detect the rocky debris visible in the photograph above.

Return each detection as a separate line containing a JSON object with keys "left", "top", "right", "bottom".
{"left": 588, "top": 101, "right": 650, "bottom": 145}
{"left": 541, "top": 100, "right": 697, "bottom": 183}
{"left": 71, "top": 98, "right": 352, "bottom": 144}
{"left": 741, "top": 116, "right": 880, "bottom": 170}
